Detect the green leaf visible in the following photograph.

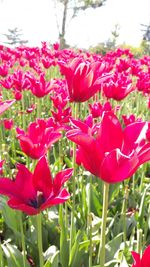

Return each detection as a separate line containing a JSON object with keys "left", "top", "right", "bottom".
{"left": 44, "top": 251, "right": 60, "bottom": 267}
{"left": 2, "top": 243, "right": 30, "bottom": 267}
{"left": 138, "top": 185, "right": 150, "bottom": 228}
{"left": 0, "top": 197, "right": 20, "bottom": 236}
{"left": 69, "top": 230, "right": 88, "bottom": 267}
{"left": 105, "top": 233, "right": 123, "bottom": 262}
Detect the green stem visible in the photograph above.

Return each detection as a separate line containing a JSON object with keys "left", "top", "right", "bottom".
{"left": 137, "top": 228, "right": 142, "bottom": 255}
{"left": 37, "top": 213, "right": 44, "bottom": 267}
{"left": 98, "top": 181, "right": 109, "bottom": 267}
{"left": 0, "top": 240, "right": 4, "bottom": 267}
{"left": 19, "top": 213, "right": 26, "bottom": 267}
{"left": 88, "top": 177, "right": 92, "bottom": 267}
{"left": 37, "top": 97, "right": 41, "bottom": 118}
{"left": 21, "top": 94, "right": 26, "bottom": 130}
{"left": 121, "top": 184, "right": 129, "bottom": 247}
{"left": 70, "top": 102, "right": 78, "bottom": 251}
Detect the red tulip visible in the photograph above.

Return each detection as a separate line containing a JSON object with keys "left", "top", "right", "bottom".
{"left": 3, "top": 118, "right": 14, "bottom": 130}
{"left": 16, "top": 119, "right": 62, "bottom": 159}
{"left": 66, "top": 112, "right": 150, "bottom": 183}
{"left": 60, "top": 57, "right": 111, "bottom": 102}
{"left": 0, "top": 157, "right": 73, "bottom": 215}
{"left": 131, "top": 246, "right": 150, "bottom": 267}
{"left": 28, "top": 73, "right": 52, "bottom": 98}
{"left": 102, "top": 71, "right": 134, "bottom": 100}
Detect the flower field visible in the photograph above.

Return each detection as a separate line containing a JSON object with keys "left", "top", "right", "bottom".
{"left": 0, "top": 42, "right": 149, "bottom": 267}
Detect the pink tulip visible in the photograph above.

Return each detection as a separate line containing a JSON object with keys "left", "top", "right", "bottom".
{"left": 67, "top": 111, "right": 150, "bottom": 183}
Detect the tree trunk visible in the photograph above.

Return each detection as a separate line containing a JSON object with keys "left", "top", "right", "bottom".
{"left": 59, "top": 0, "right": 69, "bottom": 49}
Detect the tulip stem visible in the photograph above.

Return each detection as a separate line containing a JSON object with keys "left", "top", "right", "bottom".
{"left": 121, "top": 184, "right": 129, "bottom": 247}
{"left": 0, "top": 240, "right": 4, "bottom": 267}
{"left": 21, "top": 94, "right": 26, "bottom": 130}
{"left": 137, "top": 228, "right": 143, "bottom": 255}
{"left": 88, "top": 177, "right": 92, "bottom": 267}
{"left": 37, "top": 213, "right": 44, "bottom": 267}
{"left": 37, "top": 97, "right": 41, "bottom": 118}
{"left": 70, "top": 102, "right": 78, "bottom": 250}
{"left": 19, "top": 213, "right": 26, "bottom": 267}
{"left": 98, "top": 181, "right": 109, "bottom": 267}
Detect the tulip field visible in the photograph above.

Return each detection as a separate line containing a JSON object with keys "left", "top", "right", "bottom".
{"left": 0, "top": 43, "right": 149, "bottom": 267}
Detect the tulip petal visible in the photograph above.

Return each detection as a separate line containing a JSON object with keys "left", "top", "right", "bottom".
{"left": 8, "top": 198, "right": 38, "bottom": 215}
{"left": 97, "top": 112, "right": 123, "bottom": 153}
{"left": 32, "top": 157, "right": 53, "bottom": 197}
{"left": 123, "top": 122, "right": 148, "bottom": 153}
{"left": 0, "top": 178, "right": 17, "bottom": 198}
{"left": 99, "top": 149, "right": 139, "bottom": 183}
{"left": 54, "top": 168, "right": 73, "bottom": 191}
{"left": 141, "top": 245, "right": 150, "bottom": 267}
{"left": 131, "top": 251, "right": 141, "bottom": 267}
{"left": 15, "top": 163, "right": 36, "bottom": 200}
{"left": 66, "top": 130, "right": 94, "bottom": 149}
{"left": 76, "top": 145, "right": 102, "bottom": 177}
{"left": 138, "top": 143, "right": 150, "bottom": 164}
{"left": 40, "top": 188, "right": 70, "bottom": 211}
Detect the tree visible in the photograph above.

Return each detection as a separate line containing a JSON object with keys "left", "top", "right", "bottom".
{"left": 2, "top": 27, "right": 28, "bottom": 46}
{"left": 53, "top": 0, "right": 107, "bottom": 48}
{"left": 140, "top": 23, "right": 150, "bottom": 54}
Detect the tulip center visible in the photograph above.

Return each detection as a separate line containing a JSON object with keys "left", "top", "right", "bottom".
{"left": 29, "top": 191, "right": 45, "bottom": 208}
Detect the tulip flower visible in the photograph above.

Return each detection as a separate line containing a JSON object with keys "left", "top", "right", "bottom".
{"left": 0, "top": 63, "right": 9, "bottom": 77}
{"left": 102, "top": 71, "right": 134, "bottom": 101}
{"left": 66, "top": 111, "right": 150, "bottom": 183}
{"left": 3, "top": 118, "right": 14, "bottom": 130}
{"left": 131, "top": 246, "right": 150, "bottom": 267}
{"left": 16, "top": 119, "right": 62, "bottom": 159}
{"left": 59, "top": 57, "right": 111, "bottom": 102}
{"left": 122, "top": 114, "right": 142, "bottom": 126}
{"left": 28, "top": 72, "right": 52, "bottom": 98}
{"left": 0, "top": 157, "right": 73, "bottom": 215}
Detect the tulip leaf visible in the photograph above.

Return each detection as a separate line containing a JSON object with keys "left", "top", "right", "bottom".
{"left": 105, "top": 233, "right": 123, "bottom": 262}
{"left": 138, "top": 185, "right": 150, "bottom": 228}
{"left": 44, "top": 250, "right": 60, "bottom": 267}
{"left": 0, "top": 197, "right": 20, "bottom": 236}
{"left": 86, "top": 183, "right": 102, "bottom": 217}
{"left": 69, "top": 230, "right": 88, "bottom": 267}
{"left": 2, "top": 243, "right": 30, "bottom": 267}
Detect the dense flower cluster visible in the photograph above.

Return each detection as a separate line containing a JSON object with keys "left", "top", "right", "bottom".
{"left": 0, "top": 43, "right": 149, "bottom": 265}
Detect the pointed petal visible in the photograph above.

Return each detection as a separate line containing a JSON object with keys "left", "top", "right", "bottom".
{"left": 138, "top": 143, "right": 150, "bottom": 165}
{"left": 0, "top": 178, "right": 17, "bottom": 198}
{"left": 15, "top": 163, "right": 36, "bottom": 200}
{"left": 66, "top": 130, "right": 94, "bottom": 149}
{"left": 54, "top": 168, "right": 73, "bottom": 191}
{"left": 44, "top": 130, "right": 61, "bottom": 147}
{"left": 99, "top": 149, "right": 139, "bottom": 183}
{"left": 123, "top": 122, "right": 148, "bottom": 153}
{"left": 76, "top": 144, "right": 102, "bottom": 177}
{"left": 40, "top": 188, "right": 70, "bottom": 211}
{"left": 142, "top": 245, "right": 150, "bottom": 267}
{"left": 69, "top": 118, "right": 89, "bottom": 133}
{"left": 97, "top": 112, "right": 123, "bottom": 153}
{"left": 32, "top": 156, "right": 53, "bottom": 197}
{"left": 131, "top": 251, "right": 141, "bottom": 267}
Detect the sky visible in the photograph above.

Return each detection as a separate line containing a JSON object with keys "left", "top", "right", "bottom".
{"left": 0, "top": 0, "right": 150, "bottom": 49}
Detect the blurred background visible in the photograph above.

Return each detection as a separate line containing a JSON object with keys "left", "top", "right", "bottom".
{"left": 0, "top": 0, "right": 150, "bottom": 55}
